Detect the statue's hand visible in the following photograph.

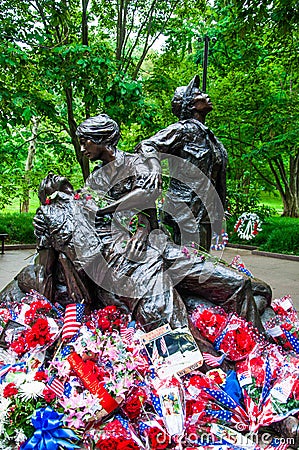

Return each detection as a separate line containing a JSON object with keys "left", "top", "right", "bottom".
{"left": 125, "top": 228, "right": 147, "bottom": 261}
{"left": 143, "top": 172, "right": 162, "bottom": 192}
{"left": 33, "top": 215, "right": 45, "bottom": 235}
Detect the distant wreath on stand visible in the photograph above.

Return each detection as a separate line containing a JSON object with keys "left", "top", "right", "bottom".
{"left": 234, "top": 212, "right": 262, "bottom": 241}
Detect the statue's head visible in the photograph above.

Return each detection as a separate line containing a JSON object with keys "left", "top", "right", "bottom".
{"left": 171, "top": 75, "right": 213, "bottom": 120}
{"left": 76, "top": 114, "right": 120, "bottom": 147}
{"left": 38, "top": 172, "right": 74, "bottom": 204}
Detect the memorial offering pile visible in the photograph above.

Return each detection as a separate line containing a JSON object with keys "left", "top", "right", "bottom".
{"left": 1, "top": 290, "right": 299, "bottom": 449}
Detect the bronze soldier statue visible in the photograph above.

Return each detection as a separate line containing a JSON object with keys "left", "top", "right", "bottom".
{"left": 136, "top": 75, "right": 227, "bottom": 252}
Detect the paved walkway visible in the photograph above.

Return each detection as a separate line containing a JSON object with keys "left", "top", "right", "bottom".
{"left": 0, "top": 247, "right": 298, "bottom": 309}
{"left": 0, "top": 249, "right": 36, "bottom": 290}
{"left": 212, "top": 247, "right": 299, "bottom": 309}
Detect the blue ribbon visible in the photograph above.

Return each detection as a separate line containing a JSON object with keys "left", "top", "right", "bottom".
{"left": 21, "top": 406, "right": 80, "bottom": 450}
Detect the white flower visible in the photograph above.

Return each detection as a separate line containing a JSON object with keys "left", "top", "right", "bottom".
{"left": 18, "top": 381, "right": 44, "bottom": 400}
{"left": 15, "top": 429, "right": 27, "bottom": 445}
{"left": 0, "top": 397, "right": 11, "bottom": 417}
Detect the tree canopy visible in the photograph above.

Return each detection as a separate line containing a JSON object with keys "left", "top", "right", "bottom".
{"left": 0, "top": 0, "right": 298, "bottom": 216}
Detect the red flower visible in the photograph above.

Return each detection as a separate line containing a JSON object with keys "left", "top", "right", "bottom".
{"left": 98, "top": 317, "right": 111, "bottom": 332}
{"left": 42, "top": 387, "right": 56, "bottom": 402}
{"left": 117, "top": 440, "right": 139, "bottom": 450}
{"left": 74, "top": 193, "right": 81, "bottom": 200}
{"left": 10, "top": 336, "right": 26, "bottom": 356}
{"left": 146, "top": 427, "right": 169, "bottom": 450}
{"left": 45, "top": 197, "right": 51, "bottom": 205}
{"left": 24, "top": 300, "right": 51, "bottom": 325}
{"left": 234, "top": 329, "right": 255, "bottom": 355}
{"left": 34, "top": 371, "right": 48, "bottom": 382}
{"left": 122, "top": 387, "right": 146, "bottom": 419}
{"left": 3, "top": 382, "right": 18, "bottom": 398}
{"left": 207, "top": 370, "right": 224, "bottom": 385}
{"left": 25, "top": 318, "right": 51, "bottom": 349}
{"left": 96, "top": 438, "right": 117, "bottom": 450}
{"left": 250, "top": 357, "right": 265, "bottom": 387}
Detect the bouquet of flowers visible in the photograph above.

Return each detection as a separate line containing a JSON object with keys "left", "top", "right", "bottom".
{"left": 271, "top": 295, "right": 298, "bottom": 320}
{"left": 0, "top": 366, "right": 57, "bottom": 448}
{"left": 213, "top": 314, "right": 264, "bottom": 361}
{"left": 235, "top": 342, "right": 299, "bottom": 432}
{"left": 48, "top": 306, "right": 149, "bottom": 432}
{"left": 185, "top": 371, "right": 249, "bottom": 432}
{"left": 87, "top": 415, "right": 142, "bottom": 449}
{"left": 265, "top": 315, "right": 299, "bottom": 353}
{"left": 190, "top": 305, "right": 228, "bottom": 343}
{"left": 0, "top": 290, "right": 62, "bottom": 359}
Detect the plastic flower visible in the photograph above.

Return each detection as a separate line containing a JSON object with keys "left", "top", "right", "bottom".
{"left": 50, "top": 359, "right": 71, "bottom": 378}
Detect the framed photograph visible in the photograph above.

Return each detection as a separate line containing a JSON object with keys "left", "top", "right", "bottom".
{"left": 0, "top": 320, "right": 27, "bottom": 349}
{"left": 142, "top": 325, "right": 203, "bottom": 378}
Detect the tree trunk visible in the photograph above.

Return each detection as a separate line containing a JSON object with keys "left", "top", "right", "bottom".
{"left": 268, "top": 154, "right": 299, "bottom": 218}
{"left": 282, "top": 192, "right": 299, "bottom": 217}
{"left": 21, "top": 117, "right": 40, "bottom": 213}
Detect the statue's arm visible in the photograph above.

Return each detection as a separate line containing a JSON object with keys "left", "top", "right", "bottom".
{"left": 135, "top": 122, "right": 184, "bottom": 156}
{"left": 97, "top": 157, "right": 162, "bottom": 216}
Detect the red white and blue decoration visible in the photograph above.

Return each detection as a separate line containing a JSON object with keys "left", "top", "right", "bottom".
{"left": 234, "top": 212, "right": 262, "bottom": 240}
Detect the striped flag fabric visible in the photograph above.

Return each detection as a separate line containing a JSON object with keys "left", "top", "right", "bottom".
{"left": 203, "top": 351, "right": 226, "bottom": 367}
{"left": 62, "top": 303, "right": 85, "bottom": 341}
{"left": 48, "top": 375, "right": 65, "bottom": 397}
{"left": 152, "top": 342, "right": 159, "bottom": 361}
{"left": 120, "top": 321, "right": 136, "bottom": 342}
{"left": 283, "top": 328, "right": 299, "bottom": 353}
{"left": 264, "top": 438, "right": 289, "bottom": 450}
{"left": 260, "top": 356, "right": 272, "bottom": 408}
{"left": 160, "top": 336, "right": 168, "bottom": 356}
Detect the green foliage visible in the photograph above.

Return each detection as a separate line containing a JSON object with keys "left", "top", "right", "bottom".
{"left": 226, "top": 181, "right": 276, "bottom": 220}
{"left": 0, "top": 213, "right": 35, "bottom": 244}
{"left": 259, "top": 220, "right": 299, "bottom": 255}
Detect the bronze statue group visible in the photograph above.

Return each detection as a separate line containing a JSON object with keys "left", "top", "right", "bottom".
{"left": 1, "top": 75, "right": 298, "bottom": 446}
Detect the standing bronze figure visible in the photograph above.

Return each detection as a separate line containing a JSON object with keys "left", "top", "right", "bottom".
{"left": 136, "top": 75, "right": 227, "bottom": 251}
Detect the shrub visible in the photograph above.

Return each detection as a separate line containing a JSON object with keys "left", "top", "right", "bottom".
{"left": 259, "top": 220, "right": 299, "bottom": 255}
{"left": 0, "top": 213, "right": 35, "bottom": 244}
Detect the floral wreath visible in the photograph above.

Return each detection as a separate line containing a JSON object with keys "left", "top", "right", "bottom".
{"left": 234, "top": 212, "right": 262, "bottom": 240}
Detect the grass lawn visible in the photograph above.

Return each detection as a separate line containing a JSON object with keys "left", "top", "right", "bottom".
{"left": 2, "top": 194, "right": 40, "bottom": 214}
{"left": 259, "top": 192, "right": 283, "bottom": 215}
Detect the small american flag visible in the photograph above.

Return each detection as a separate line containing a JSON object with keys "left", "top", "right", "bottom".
{"left": 152, "top": 342, "right": 159, "bottom": 361}
{"left": 62, "top": 303, "right": 85, "bottom": 341}
{"left": 203, "top": 351, "right": 226, "bottom": 367}
{"left": 283, "top": 328, "right": 299, "bottom": 353}
{"left": 160, "top": 336, "right": 168, "bottom": 356}
{"left": 48, "top": 375, "right": 65, "bottom": 397}
{"left": 120, "top": 321, "right": 135, "bottom": 342}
